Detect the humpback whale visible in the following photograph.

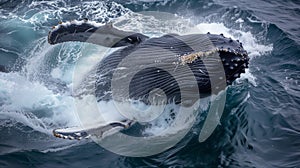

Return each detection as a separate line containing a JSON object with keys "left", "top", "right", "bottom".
{"left": 48, "top": 20, "right": 249, "bottom": 140}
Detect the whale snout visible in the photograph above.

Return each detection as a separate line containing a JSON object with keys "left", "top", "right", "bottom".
{"left": 180, "top": 33, "right": 249, "bottom": 85}
{"left": 212, "top": 34, "right": 249, "bottom": 84}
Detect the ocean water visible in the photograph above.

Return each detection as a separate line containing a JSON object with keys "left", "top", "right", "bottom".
{"left": 0, "top": 0, "right": 299, "bottom": 167}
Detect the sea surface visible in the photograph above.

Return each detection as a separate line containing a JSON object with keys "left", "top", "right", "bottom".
{"left": 0, "top": 0, "right": 299, "bottom": 167}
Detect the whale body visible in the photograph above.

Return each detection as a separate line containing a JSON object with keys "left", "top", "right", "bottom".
{"left": 48, "top": 20, "right": 249, "bottom": 140}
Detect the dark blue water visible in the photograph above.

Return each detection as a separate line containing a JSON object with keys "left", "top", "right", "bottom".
{"left": 0, "top": 0, "right": 299, "bottom": 167}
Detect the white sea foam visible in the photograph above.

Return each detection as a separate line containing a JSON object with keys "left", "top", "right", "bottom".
{"left": 0, "top": 72, "right": 80, "bottom": 131}
{"left": 41, "top": 142, "right": 82, "bottom": 153}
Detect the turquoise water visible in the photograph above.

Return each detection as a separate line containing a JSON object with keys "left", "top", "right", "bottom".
{"left": 0, "top": 0, "right": 299, "bottom": 167}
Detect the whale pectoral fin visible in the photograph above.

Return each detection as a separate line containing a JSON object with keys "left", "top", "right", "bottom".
{"left": 53, "top": 127, "right": 90, "bottom": 140}
{"left": 53, "top": 120, "right": 134, "bottom": 140}
{"left": 48, "top": 20, "right": 149, "bottom": 47}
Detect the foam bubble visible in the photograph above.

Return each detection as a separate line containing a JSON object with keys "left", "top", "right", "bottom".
{"left": 238, "top": 68, "right": 257, "bottom": 86}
